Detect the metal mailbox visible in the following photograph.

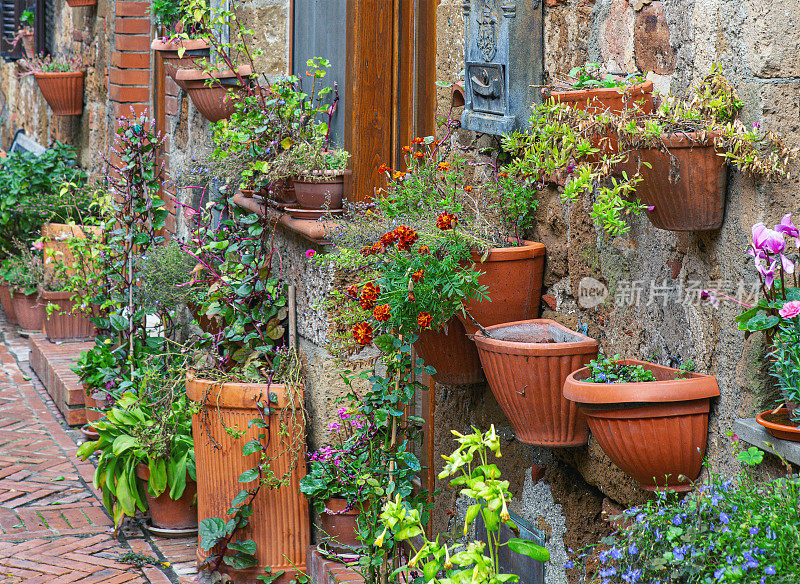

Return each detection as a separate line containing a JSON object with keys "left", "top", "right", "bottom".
{"left": 461, "top": 0, "right": 544, "bottom": 135}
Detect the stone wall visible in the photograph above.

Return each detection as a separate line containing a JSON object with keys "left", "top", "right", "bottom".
{"left": 432, "top": 1, "right": 800, "bottom": 582}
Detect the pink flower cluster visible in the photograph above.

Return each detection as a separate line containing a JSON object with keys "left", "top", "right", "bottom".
{"left": 750, "top": 215, "right": 799, "bottom": 290}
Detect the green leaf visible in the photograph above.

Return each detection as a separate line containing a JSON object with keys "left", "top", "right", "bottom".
{"left": 507, "top": 538, "right": 550, "bottom": 562}
{"left": 223, "top": 553, "right": 259, "bottom": 570}
{"left": 242, "top": 439, "right": 263, "bottom": 456}
{"left": 148, "top": 458, "right": 167, "bottom": 497}
{"left": 228, "top": 539, "right": 257, "bottom": 555}
{"left": 199, "top": 517, "right": 227, "bottom": 551}
{"left": 423, "top": 560, "right": 440, "bottom": 582}
{"left": 112, "top": 435, "right": 137, "bottom": 455}
{"left": 239, "top": 468, "right": 259, "bottom": 483}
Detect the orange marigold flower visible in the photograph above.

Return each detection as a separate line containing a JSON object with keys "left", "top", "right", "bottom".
{"left": 352, "top": 321, "right": 374, "bottom": 345}
{"left": 392, "top": 170, "right": 407, "bottom": 180}
{"left": 498, "top": 171, "right": 509, "bottom": 178}
{"left": 378, "top": 163, "right": 391, "bottom": 174}
{"left": 417, "top": 312, "right": 433, "bottom": 329}
{"left": 436, "top": 212, "right": 457, "bottom": 231}
{"left": 408, "top": 291, "right": 416, "bottom": 302}
{"left": 412, "top": 137, "right": 424, "bottom": 144}
{"left": 463, "top": 185, "right": 473, "bottom": 193}
{"left": 345, "top": 284, "right": 358, "bottom": 299}
{"left": 361, "top": 245, "right": 373, "bottom": 257}
{"left": 402, "top": 146, "right": 412, "bottom": 154}
{"left": 370, "top": 242, "right": 383, "bottom": 255}
{"left": 437, "top": 162, "right": 451, "bottom": 172}
{"left": 413, "top": 151, "right": 424, "bottom": 159}
{"left": 394, "top": 225, "right": 419, "bottom": 251}
{"left": 359, "top": 282, "right": 381, "bottom": 310}
{"left": 418, "top": 245, "right": 430, "bottom": 255}
{"left": 411, "top": 269, "right": 425, "bottom": 283}
{"left": 380, "top": 231, "right": 398, "bottom": 247}
{"left": 373, "top": 304, "right": 391, "bottom": 322}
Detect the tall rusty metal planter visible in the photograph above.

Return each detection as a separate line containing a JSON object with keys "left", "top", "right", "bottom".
{"left": 563, "top": 359, "right": 720, "bottom": 491}
{"left": 474, "top": 320, "right": 598, "bottom": 446}
{"left": 187, "top": 377, "right": 308, "bottom": 584}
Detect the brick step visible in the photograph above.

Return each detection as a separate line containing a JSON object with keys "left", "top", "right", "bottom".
{"left": 29, "top": 338, "right": 94, "bottom": 426}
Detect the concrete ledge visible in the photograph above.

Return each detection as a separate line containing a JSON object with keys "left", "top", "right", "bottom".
{"left": 232, "top": 193, "right": 337, "bottom": 245}
{"left": 733, "top": 418, "right": 800, "bottom": 466}
{"left": 29, "top": 337, "right": 94, "bottom": 426}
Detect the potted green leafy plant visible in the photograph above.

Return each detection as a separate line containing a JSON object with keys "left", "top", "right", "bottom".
{"left": 286, "top": 138, "right": 351, "bottom": 211}
{"left": 77, "top": 352, "right": 197, "bottom": 532}
{"left": 378, "top": 426, "right": 549, "bottom": 581}
{"left": 149, "top": 0, "right": 211, "bottom": 85}
{"left": 178, "top": 198, "right": 308, "bottom": 583}
{"left": 3, "top": 243, "right": 45, "bottom": 331}
{"left": 0, "top": 259, "right": 19, "bottom": 325}
{"left": 547, "top": 62, "right": 654, "bottom": 115}
{"left": 563, "top": 355, "right": 719, "bottom": 491}
{"left": 23, "top": 54, "right": 86, "bottom": 116}
{"left": 12, "top": 9, "right": 34, "bottom": 59}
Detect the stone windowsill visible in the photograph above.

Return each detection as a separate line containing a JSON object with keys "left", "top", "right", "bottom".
{"left": 733, "top": 418, "right": 800, "bottom": 466}
{"left": 231, "top": 193, "right": 337, "bottom": 246}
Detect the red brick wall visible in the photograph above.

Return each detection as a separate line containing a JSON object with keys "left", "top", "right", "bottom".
{"left": 110, "top": 1, "right": 152, "bottom": 122}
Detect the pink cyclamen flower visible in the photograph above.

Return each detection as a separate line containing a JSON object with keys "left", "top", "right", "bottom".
{"left": 32, "top": 240, "right": 44, "bottom": 251}
{"left": 752, "top": 222, "right": 786, "bottom": 255}
{"left": 328, "top": 421, "right": 341, "bottom": 433}
{"left": 337, "top": 407, "right": 350, "bottom": 420}
{"left": 305, "top": 249, "right": 316, "bottom": 259}
{"left": 645, "top": 205, "right": 655, "bottom": 212}
{"left": 700, "top": 289, "right": 720, "bottom": 309}
{"left": 757, "top": 259, "right": 778, "bottom": 290}
{"left": 779, "top": 300, "right": 800, "bottom": 319}
{"left": 775, "top": 214, "right": 800, "bottom": 247}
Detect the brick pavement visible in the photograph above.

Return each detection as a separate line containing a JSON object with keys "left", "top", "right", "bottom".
{"left": 0, "top": 309, "right": 197, "bottom": 584}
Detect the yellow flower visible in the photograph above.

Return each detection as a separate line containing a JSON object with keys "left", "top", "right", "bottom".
{"left": 374, "top": 526, "right": 388, "bottom": 548}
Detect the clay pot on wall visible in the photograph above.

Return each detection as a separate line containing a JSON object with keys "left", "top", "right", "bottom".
{"left": 318, "top": 498, "right": 365, "bottom": 554}
{"left": 187, "top": 377, "right": 309, "bottom": 583}
{"left": 136, "top": 464, "right": 199, "bottom": 531}
{"left": 150, "top": 38, "right": 211, "bottom": 89}
{"left": 550, "top": 80, "right": 654, "bottom": 115}
{"left": 20, "top": 30, "right": 34, "bottom": 59}
{"left": 293, "top": 170, "right": 352, "bottom": 210}
{"left": 473, "top": 320, "right": 598, "bottom": 446}
{"left": 0, "top": 283, "right": 18, "bottom": 325}
{"left": 65, "top": 0, "right": 97, "bottom": 6}
{"left": 34, "top": 71, "right": 85, "bottom": 116}
{"left": 41, "top": 290, "right": 97, "bottom": 341}
{"left": 756, "top": 406, "right": 800, "bottom": 442}
{"left": 563, "top": 359, "right": 720, "bottom": 491}
{"left": 459, "top": 240, "right": 546, "bottom": 335}
{"left": 12, "top": 291, "right": 44, "bottom": 332}
{"left": 624, "top": 133, "right": 727, "bottom": 231}
{"left": 175, "top": 65, "right": 251, "bottom": 123}
{"left": 414, "top": 317, "right": 484, "bottom": 385}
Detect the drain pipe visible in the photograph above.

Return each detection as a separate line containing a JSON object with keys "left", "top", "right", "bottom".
{"left": 288, "top": 285, "right": 297, "bottom": 352}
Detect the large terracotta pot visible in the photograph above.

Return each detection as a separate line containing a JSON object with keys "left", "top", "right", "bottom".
{"left": 66, "top": 0, "right": 97, "bottom": 5}
{"left": 42, "top": 223, "right": 104, "bottom": 280}
{"left": 187, "top": 377, "right": 308, "bottom": 583}
{"left": 624, "top": 133, "right": 727, "bottom": 231}
{"left": 0, "top": 283, "right": 18, "bottom": 325}
{"left": 474, "top": 320, "right": 598, "bottom": 446}
{"left": 136, "top": 464, "right": 198, "bottom": 530}
{"left": 12, "top": 291, "right": 44, "bottom": 331}
{"left": 550, "top": 80, "right": 654, "bottom": 115}
{"left": 414, "top": 317, "right": 484, "bottom": 386}
{"left": 563, "top": 359, "right": 720, "bottom": 491}
{"left": 41, "top": 290, "right": 97, "bottom": 341}
{"left": 318, "top": 497, "right": 366, "bottom": 553}
{"left": 459, "top": 240, "right": 546, "bottom": 335}
{"left": 175, "top": 65, "right": 251, "bottom": 123}
{"left": 34, "top": 71, "right": 84, "bottom": 116}
{"left": 293, "top": 170, "right": 351, "bottom": 210}
{"left": 151, "top": 38, "right": 211, "bottom": 88}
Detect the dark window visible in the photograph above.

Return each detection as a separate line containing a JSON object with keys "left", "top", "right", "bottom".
{"left": 0, "top": 0, "right": 44, "bottom": 61}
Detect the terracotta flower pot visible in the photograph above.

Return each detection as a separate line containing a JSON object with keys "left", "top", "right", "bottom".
{"left": 187, "top": 377, "right": 308, "bottom": 583}
{"left": 563, "top": 359, "right": 720, "bottom": 491}
{"left": 136, "top": 464, "right": 199, "bottom": 530}
{"left": 20, "top": 31, "right": 34, "bottom": 59}
{"left": 83, "top": 391, "right": 104, "bottom": 425}
{"left": 624, "top": 133, "right": 727, "bottom": 231}
{"left": 474, "top": 320, "right": 598, "bottom": 446}
{"left": 293, "top": 170, "right": 351, "bottom": 210}
{"left": 151, "top": 38, "right": 210, "bottom": 88}
{"left": 12, "top": 291, "right": 44, "bottom": 331}
{"left": 459, "top": 240, "right": 546, "bottom": 335}
{"left": 175, "top": 65, "right": 251, "bottom": 123}
{"left": 550, "top": 80, "right": 654, "bottom": 115}
{"left": 318, "top": 497, "right": 366, "bottom": 553}
{"left": 34, "top": 71, "right": 85, "bottom": 116}
{"left": 0, "top": 283, "right": 18, "bottom": 325}
{"left": 65, "top": 0, "right": 97, "bottom": 5}
{"left": 757, "top": 406, "right": 800, "bottom": 442}
{"left": 414, "top": 317, "right": 484, "bottom": 385}
{"left": 41, "top": 290, "right": 97, "bottom": 341}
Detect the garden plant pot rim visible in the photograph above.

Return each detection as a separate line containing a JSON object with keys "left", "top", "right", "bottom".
{"left": 294, "top": 169, "right": 352, "bottom": 183}
{"left": 474, "top": 318, "right": 598, "bottom": 356}
{"left": 550, "top": 79, "right": 653, "bottom": 102}
{"left": 150, "top": 37, "right": 210, "bottom": 52}
{"left": 33, "top": 70, "right": 85, "bottom": 79}
{"left": 323, "top": 497, "right": 368, "bottom": 515}
{"left": 174, "top": 64, "right": 252, "bottom": 82}
{"left": 634, "top": 131, "right": 722, "bottom": 151}
{"left": 186, "top": 375, "right": 303, "bottom": 411}
{"left": 39, "top": 288, "right": 81, "bottom": 300}
{"left": 756, "top": 407, "right": 800, "bottom": 441}
{"left": 470, "top": 239, "right": 545, "bottom": 262}
{"left": 563, "top": 358, "right": 720, "bottom": 404}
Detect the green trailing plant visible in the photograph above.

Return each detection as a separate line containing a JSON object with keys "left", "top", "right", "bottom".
{"left": 569, "top": 439, "right": 800, "bottom": 583}
{"left": 378, "top": 426, "right": 550, "bottom": 584}
{"left": 136, "top": 240, "right": 199, "bottom": 329}
{"left": 549, "top": 62, "right": 644, "bottom": 91}
{"left": 76, "top": 348, "right": 196, "bottom": 529}
{"left": 150, "top": 0, "right": 185, "bottom": 31}
{"left": 0, "top": 241, "right": 44, "bottom": 296}
{"left": 21, "top": 53, "right": 84, "bottom": 73}
{"left": 770, "top": 321, "right": 800, "bottom": 423}
{"left": 584, "top": 355, "right": 657, "bottom": 384}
